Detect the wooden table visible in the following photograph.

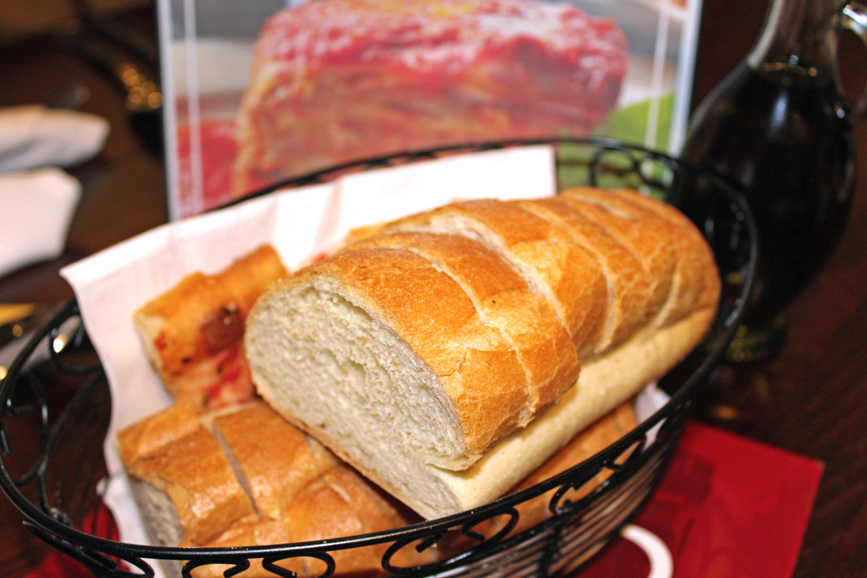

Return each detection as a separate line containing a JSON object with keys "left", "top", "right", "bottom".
{"left": 1, "top": 1, "right": 865, "bottom": 577}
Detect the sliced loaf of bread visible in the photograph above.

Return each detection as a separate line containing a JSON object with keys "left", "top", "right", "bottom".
{"left": 244, "top": 189, "right": 720, "bottom": 519}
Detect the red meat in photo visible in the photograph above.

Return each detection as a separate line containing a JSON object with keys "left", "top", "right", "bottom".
{"left": 232, "top": 0, "right": 628, "bottom": 197}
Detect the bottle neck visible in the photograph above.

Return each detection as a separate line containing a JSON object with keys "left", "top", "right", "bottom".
{"left": 747, "top": 0, "right": 841, "bottom": 78}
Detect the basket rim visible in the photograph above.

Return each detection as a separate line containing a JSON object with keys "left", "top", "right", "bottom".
{"left": 0, "top": 136, "right": 758, "bottom": 567}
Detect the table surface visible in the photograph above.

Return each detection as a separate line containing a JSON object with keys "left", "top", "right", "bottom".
{"left": 1, "top": 1, "right": 866, "bottom": 577}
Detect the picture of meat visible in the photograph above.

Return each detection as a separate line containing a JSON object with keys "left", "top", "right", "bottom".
{"left": 230, "top": 0, "right": 629, "bottom": 197}
{"left": 177, "top": 119, "right": 241, "bottom": 212}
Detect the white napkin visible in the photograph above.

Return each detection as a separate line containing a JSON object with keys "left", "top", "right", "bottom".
{"left": 0, "top": 105, "right": 110, "bottom": 172}
{"left": 0, "top": 168, "right": 82, "bottom": 277}
{"left": 0, "top": 105, "right": 110, "bottom": 277}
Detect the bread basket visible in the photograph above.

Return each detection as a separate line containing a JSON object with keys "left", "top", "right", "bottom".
{"left": 0, "top": 138, "right": 756, "bottom": 578}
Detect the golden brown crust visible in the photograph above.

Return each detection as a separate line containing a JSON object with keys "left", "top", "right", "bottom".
{"left": 123, "top": 422, "right": 256, "bottom": 546}
{"left": 124, "top": 188, "right": 720, "bottom": 552}
{"left": 248, "top": 191, "right": 719, "bottom": 487}
{"left": 517, "top": 197, "right": 655, "bottom": 352}
{"left": 306, "top": 247, "right": 528, "bottom": 459}
{"left": 190, "top": 467, "right": 426, "bottom": 578}
{"left": 552, "top": 195, "right": 677, "bottom": 320}
{"left": 342, "top": 231, "right": 580, "bottom": 418}
{"left": 212, "top": 403, "right": 338, "bottom": 520}
{"left": 184, "top": 516, "right": 301, "bottom": 578}
{"left": 135, "top": 273, "right": 243, "bottom": 375}
{"left": 559, "top": 188, "right": 722, "bottom": 326}
{"left": 116, "top": 402, "right": 202, "bottom": 467}
{"left": 383, "top": 200, "right": 610, "bottom": 358}
{"left": 217, "top": 245, "right": 289, "bottom": 314}
{"left": 120, "top": 402, "right": 423, "bottom": 568}
{"left": 127, "top": 401, "right": 637, "bottom": 573}
{"left": 189, "top": 482, "right": 366, "bottom": 578}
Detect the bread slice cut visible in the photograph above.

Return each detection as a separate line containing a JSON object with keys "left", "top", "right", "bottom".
{"left": 245, "top": 247, "right": 531, "bottom": 476}
{"left": 517, "top": 198, "right": 656, "bottom": 352}
{"left": 117, "top": 401, "right": 423, "bottom": 562}
{"left": 119, "top": 410, "right": 256, "bottom": 546}
{"left": 245, "top": 191, "right": 720, "bottom": 519}
{"left": 377, "top": 199, "right": 610, "bottom": 358}
{"left": 560, "top": 187, "right": 721, "bottom": 326}
{"left": 119, "top": 388, "right": 642, "bottom": 567}
{"left": 211, "top": 403, "right": 340, "bottom": 521}
{"left": 188, "top": 466, "right": 431, "bottom": 578}
{"left": 523, "top": 196, "right": 678, "bottom": 328}
{"left": 340, "top": 231, "right": 580, "bottom": 417}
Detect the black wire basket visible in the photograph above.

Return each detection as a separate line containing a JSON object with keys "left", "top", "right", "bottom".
{"left": 0, "top": 138, "right": 757, "bottom": 578}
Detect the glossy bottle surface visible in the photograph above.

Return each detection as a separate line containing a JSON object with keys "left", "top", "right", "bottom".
{"left": 682, "top": 61, "right": 856, "bottom": 330}
{"left": 679, "top": 0, "right": 867, "bottom": 361}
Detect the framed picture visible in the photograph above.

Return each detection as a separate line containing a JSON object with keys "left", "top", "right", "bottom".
{"left": 157, "top": 0, "right": 703, "bottom": 219}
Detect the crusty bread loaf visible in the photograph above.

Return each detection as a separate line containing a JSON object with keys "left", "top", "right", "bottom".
{"left": 248, "top": 246, "right": 534, "bottom": 471}
{"left": 190, "top": 466, "right": 430, "bottom": 578}
{"left": 119, "top": 398, "right": 636, "bottom": 578}
{"left": 133, "top": 245, "right": 287, "bottom": 409}
{"left": 559, "top": 187, "right": 721, "bottom": 327}
{"left": 376, "top": 198, "right": 610, "bottom": 358}
{"left": 118, "top": 403, "right": 257, "bottom": 547}
{"left": 340, "top": 231, "right": 580, "bottom": 422}
{"left": 245, "top": 189, "right": 720, "bottom": 519}
{"left": 186, "top": 405, "right": 638, "bottom": 578}
{"left": 117, "top": 403, "right": 424, "bottom": 560}
{"left": 211, "top": 402, "right": 341, "bottom": 521}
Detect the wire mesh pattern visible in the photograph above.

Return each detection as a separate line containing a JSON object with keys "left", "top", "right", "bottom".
{"left": 0, "top": 139, "right": 757, "bottom": 578}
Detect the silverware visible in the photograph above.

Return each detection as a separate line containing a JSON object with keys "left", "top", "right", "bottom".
{"left": 0, "top": 303, "right": 79, "bottom": 381}
{"left": 0, "top": 304, "right": 44, "bottom": 349}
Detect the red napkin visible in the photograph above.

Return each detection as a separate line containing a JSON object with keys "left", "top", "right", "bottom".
{"left": 26, "top": 422, "right": 822, "bottom": 578}
{"left": 580, "top": 422, "right": 824, "bottom": 578}
{"left": 25, "top": 503, "right": 119, "bottom": 578}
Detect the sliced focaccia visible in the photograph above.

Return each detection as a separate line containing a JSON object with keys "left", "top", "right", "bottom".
{"left": 133, "top": 245, "right": 288, "bottom": 409}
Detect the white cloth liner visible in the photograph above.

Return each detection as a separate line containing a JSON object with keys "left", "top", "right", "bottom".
{"left": 0, "top": 104, "right": 110, "bottom": 276}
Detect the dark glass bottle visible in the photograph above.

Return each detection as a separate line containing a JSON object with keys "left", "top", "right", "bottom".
{"left": 681, "top": 0, "right": 867, "bottom": 361}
